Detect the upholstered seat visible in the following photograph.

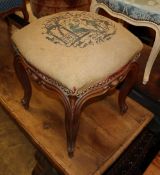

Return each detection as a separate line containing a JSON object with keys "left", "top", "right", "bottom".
{"left": 12, "top": 11, "right": 143, "bottom": 157}
{"left": 12, "top": 11, "right": 142, "bottom": 93}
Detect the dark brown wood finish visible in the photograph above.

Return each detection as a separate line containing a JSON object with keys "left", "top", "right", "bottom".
{"left": 119, "top": 62, "right": 139, "bottom": 114}
{"left": 13, "top": 46, "right": 140, "bottom": 157}
{"left": 22, "top": 1, "right": 29, "bottom": 22}
{"left": 0, "top": 59, "right": 153, "bottom": 175}
{"left": 30, "top": 0, "right": 91, "bottom": 18}
{"left": 13, "top": 53, "right": 32, "bottom": 109}
{"left": 0, "top": 19, "right": 154, "bottom": 175}
{"left": 64, "top": 0, "right": 79, "bottom": 6}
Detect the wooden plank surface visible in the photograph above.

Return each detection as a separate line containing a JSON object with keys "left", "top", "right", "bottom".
{"left": 0, "top": 54, "right": 153, "bottom": 175}
{"left": 0, "top": 105, "right": 35, "bottom": 175}
{"left": 144, "top": 152, "right": 160, "bottom": 175}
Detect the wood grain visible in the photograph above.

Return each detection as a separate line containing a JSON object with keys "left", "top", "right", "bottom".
{"left": 0, "top": 105, "right": 35, "bottom": 175}
{"left": 0, "top": 56, "right": 153, "bottom": 175}
{"left": 0, "top": 21, "right": 153, "bottom": 175}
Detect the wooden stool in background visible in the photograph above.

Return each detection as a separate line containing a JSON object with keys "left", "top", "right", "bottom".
{"left": 30, "top": 0, "right": 92, "bottom": 18}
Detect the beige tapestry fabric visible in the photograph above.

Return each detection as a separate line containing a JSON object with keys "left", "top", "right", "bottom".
{"left": 12, "top": 11, "right": 143, "bottom": 91}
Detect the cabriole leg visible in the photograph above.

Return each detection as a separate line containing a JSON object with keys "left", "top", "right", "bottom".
{"left": 65, "top": 96, "right": 82, "bottom": 158}
{"left": 118, "top": 62, "right": 139, "bottom": 114}
{"left": 22, "top": 5, "right": 29, "bottom": 23}
{"left": 14, "top": 55, "right": 32, "bottom": 109}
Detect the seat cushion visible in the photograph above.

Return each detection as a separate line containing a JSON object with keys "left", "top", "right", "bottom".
{"left": 0, "top": 0, "right": 23, "bottom": 13}
{"left": 12, "top": 11, "right": 143, "bottom": 92}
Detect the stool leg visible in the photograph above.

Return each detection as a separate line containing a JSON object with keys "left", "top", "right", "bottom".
{"left": 14, "top": 55, "right": 32, "bottom": 109}
{"left": 22, "top": 8, "right": 29, "bottom": 23}
{"left": 65, "top": 96, "right": 82, "bottom": 157}
{"left": 118, "top": 62, "right": 139, "bottom": 114}
{"left": 22, "top": 3, "right": 29, "bottom": 23}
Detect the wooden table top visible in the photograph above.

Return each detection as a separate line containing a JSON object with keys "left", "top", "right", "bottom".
{"left": 0, "top": 59, "right": 153, "bottom": 175}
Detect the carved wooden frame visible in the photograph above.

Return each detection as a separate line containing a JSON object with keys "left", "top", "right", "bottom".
{"left": 0, "top": 0, "right": 29, "bottom": 22}
{"left": 13, "top": 46, "right": 139, "bottom": 157}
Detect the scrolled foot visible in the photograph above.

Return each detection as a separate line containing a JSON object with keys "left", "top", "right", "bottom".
{"left": 120, "top": 103, "right": 128, "bottom": 115}
{"left": 118, "top": 62, "right": 139, "bottom": 115}
{"left": 68, "top": 149, "right": 74, "bottom": 158}
{"left": 21, "top": 98, "right": 29, "bottom": 110}
{"left": 67, "top": 140, "right": 75, "bottom": 158}
{"left": 14, "top": 54, "right": 32, "bottom": 110}
{"left": 65, "top": 95, "right": 82, "bottom": 158}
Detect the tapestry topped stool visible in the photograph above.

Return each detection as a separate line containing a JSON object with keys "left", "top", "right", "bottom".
{"left": 12, "top": 11, "right": 142, "bottom": 157}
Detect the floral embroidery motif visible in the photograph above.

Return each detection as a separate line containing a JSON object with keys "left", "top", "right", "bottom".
{"left": 96, "top": 0, "right": 160, "bottom": 25}
{"left": 42, "top": 11, "right": 116, "bottom": 48}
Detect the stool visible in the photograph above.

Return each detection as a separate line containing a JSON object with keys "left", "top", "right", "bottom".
{"left": 90, "top": 0, "right": 160, "bottom": 84}
{"left": 12, "top": 11, "right": 142, "bottom": 157}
